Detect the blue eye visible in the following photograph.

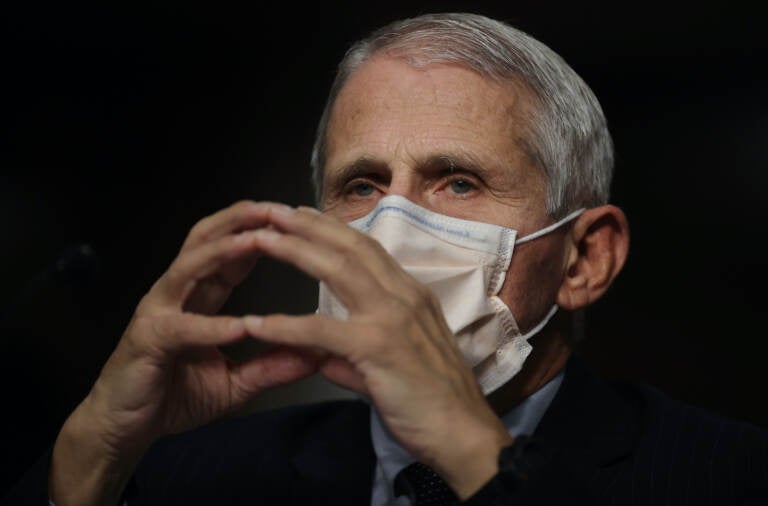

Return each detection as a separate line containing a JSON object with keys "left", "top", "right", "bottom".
{"left": 450, "top": 179, "right": 473, "bottom": 194}
{"left": 353, "top": 183, "right": 375, "bottom": 196}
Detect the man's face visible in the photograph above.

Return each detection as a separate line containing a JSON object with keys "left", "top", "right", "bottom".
{"left": 320, "top": 56, "right": 570, "bottom": 332}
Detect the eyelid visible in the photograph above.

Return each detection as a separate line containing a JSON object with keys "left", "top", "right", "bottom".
{"left": 443, "top": 165, "right": 483, "bottom": 180}
{"left": 345, "top": 175, "right": 377, "bottom": 187}
{"left": 441, "top": 168, "right": 483, "bottom": 187}
{"left": 343, "top": 176, "right": 382, "bottom": 196}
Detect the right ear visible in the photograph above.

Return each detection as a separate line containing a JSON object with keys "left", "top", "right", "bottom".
{"left": 556, "top": 205, "right": 629, "bottom": 310}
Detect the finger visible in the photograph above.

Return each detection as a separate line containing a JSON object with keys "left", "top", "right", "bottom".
{"left": 247, "top": 226, "right": 449, "bottom": 357}
{"left": 242, "top": 228, "right": 385, "bottom": 313}
{"left": 244, "top": 315, "right": 370, "bottom": 396}
{"left": 270, "top": 207, "right": 420, "bottom": 300}
{"left": 151, "top": 230, "right": 267, "bottom": 308}
{"left": 180, "top": 252, "right": 260, "bottom": 315}
{"left": 135, "top": 312, "right": 248, "bottom": 353}
{"left": 181, "top": 200, "right": 293, "bottom": 252}
{"left": 228, "top": 345, "right": 319, "bottom": 400}
{"left": 271, "top": 206, "right": 402, "bottom": 276}
{"left": 243, "top": 313, "right": 363, "bottom": 359}
{"left": 271, "top": 210, "right": 458, "bottom": 355}
{"left": 319, "top": 356, "right": 367, "bottom": 394}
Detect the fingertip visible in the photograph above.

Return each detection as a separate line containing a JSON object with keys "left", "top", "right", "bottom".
{"left": 269, "top": 203, "right": 297, "bottom": 218}
{"left": 228, "top": 318, "right": 245, "bottom": 336}
{"left": 243, "top": 315, "right": 263, "bottom": 334}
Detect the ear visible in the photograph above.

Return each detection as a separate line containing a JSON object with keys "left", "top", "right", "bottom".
{"left": 556, "top": 205, "right": 629, "bottom": 310}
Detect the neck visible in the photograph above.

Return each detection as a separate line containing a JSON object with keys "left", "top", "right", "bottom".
{"left": 486, "top": 326, "right": 571, "bottom": 415}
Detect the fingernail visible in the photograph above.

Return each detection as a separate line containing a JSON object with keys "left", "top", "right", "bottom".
{"left": 252, "top": 228, "right": 281, "bottom": 242}
{"left": 229, "top": 319, "right": 245, "bottom": 334}
{"left": 298, "top": 206, "right": 322, "bottom": 214}
{"left": 243, "top": 316, "right": 263, "bottom": 332}
{"left": 271, "top": 204, "right": 295, "bottom": 216}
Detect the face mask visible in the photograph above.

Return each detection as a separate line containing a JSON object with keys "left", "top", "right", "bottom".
{"left": 317, "top": 195, "right": 583, "bottom": 395}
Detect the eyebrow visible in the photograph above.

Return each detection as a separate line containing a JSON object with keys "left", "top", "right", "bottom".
{"left": 328, "top": 151, "right": 498, "bottom": 186}
{"left": 329, "top": 157, "right": 388, "bottom": 187}
{"left": 421, "top": 153, "right": 495, "bottom": 180}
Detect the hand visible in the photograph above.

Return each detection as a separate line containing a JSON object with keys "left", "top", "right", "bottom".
{"left": 50, "top": 201, "right": 319, "bottom": 505}
{"left": 242, "top": 206, "right": 513, "bottom": 499}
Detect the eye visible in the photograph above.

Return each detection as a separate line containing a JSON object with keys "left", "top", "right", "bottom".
{"left": 449, "top": 178, "right": 475, "bottom": 195}
{"left": 350, "top": 181, "right": 376, "bottom": 197}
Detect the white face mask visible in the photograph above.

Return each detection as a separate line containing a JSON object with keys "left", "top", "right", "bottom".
{"left": 317, "top": 195, "right": 583, "bottom": 395}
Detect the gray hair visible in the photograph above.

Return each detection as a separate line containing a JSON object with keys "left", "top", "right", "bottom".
{"left": 310, "top": 12, "right": 613, "bottom": 218}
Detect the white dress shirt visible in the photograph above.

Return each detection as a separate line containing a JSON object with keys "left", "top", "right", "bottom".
{"left": 369, "top": 371, "right": 564, "bottom": 506}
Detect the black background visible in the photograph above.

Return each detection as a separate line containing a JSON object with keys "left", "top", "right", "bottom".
{"left": 2, "top": 0, "right": 767, "bottom": 494}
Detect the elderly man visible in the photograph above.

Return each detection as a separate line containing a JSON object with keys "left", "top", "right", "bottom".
{"left": 5, "top": 12, "right": 766, "bottom": 506}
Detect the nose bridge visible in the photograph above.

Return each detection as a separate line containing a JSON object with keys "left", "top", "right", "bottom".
{"left": 386, "top": 161, "right": 424, "bottom": 205}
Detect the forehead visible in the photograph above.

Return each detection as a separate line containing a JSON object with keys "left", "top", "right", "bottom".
{"left": 323, "top": 56, "right": 539, "bottom": 185}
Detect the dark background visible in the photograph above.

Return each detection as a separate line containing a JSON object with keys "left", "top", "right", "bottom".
{"left": 2, "top": 0, "right": 767, "bottom": 495}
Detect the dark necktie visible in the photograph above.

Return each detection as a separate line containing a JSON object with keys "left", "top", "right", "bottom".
{"left": 393, "top": 461, "right": 459, "bottom": 505}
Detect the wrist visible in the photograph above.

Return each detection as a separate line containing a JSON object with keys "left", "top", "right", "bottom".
{"left": 431, "top": 420, "right": 513, "bottom": 500}
{"left": 49, "top": 398, "right": 145, "bottom": 506}
{"left": 462, "top": 436, "right": 555, "bottom": 505}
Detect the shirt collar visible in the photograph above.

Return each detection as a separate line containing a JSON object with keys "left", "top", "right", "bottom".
{"left": 369, "top": 370, "right": 564, "bottom": 503}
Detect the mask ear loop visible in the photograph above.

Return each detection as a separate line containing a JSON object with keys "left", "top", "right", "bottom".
{"left": 510, "top": 208, "right": 584, "bottom": 342}
{"left": 516, "top": 208, "right": 585, "bottom": 245}
{"left": 516, "top": 304, "right": 560, "bottom": 343}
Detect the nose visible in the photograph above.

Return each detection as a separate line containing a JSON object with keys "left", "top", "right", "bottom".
{"left": 385, "top": 167, "right": 428, "bottom": 208}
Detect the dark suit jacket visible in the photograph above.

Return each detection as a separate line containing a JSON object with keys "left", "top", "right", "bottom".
{"left": 4, "top": 357, "right": 767, "bottom": 505}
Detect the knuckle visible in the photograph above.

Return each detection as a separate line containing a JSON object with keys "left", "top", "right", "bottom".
{"left": 188, "top": 215, "right": 214, "bottom": 242}
{"left": 126, "top": 313, "right": 164, "bottom": 350}
{"left": 350, "top": 231, "right": 380, "bottom": 255}
{"left": 149, "top": 314, "right": 175, "bottom": 339}
{"left": 225, "top": 233, "right": 247, "bottom": 253}
{"left": 417, "top": 284, "right": 441, "bottom": 311}
{"left": 381, "top": 296, "right": 415, "bottom": 327}
{"left": 328, "top": 251, "right": 356, "bottom": 278}
{"left": 201, "top": 235, "right": 241, "bottom": 266}
{"left": 349, "top": 325, "right": 387, "bottom": 363}
{"left": 135, "top": 293, "right": 156, "bottom": 316}
{"left": 298, "top": 205, "right": 323, "bottom": 221}
{"left": 291, "top": 207, "right": 321, "bottom": 229}
{"left": 137, "top": 281, "right": 177, "bottom": 314}
{"left": 231, "top": 199, "right": 256, "bottom": 212}
{"left": 398, "top": 282, "right": 434, "bottom": 312}
{"left": 262, "top": 313, "right": 286, "bottom": 333}
{"left": 160, "top": 265, "right": 195, "bottom": 301}
{"left": 368, "top": 326, "right": 391, "bottom": 352}
{"left": 163, "top": 265, "right": 185, "bottom": 285}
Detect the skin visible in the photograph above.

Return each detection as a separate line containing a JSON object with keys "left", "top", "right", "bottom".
{"left": 48, "top": 55, "right": 629, "bottom": 505}
{"left": 320, "top": 56, "right": 574, "bottom": 410}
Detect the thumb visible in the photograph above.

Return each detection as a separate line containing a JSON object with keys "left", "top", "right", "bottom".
{"left": 228, "top": 345, "right": 320, "bottom": 402}
{"left": 320, "top": 356, "right": 367, "bottom": 395}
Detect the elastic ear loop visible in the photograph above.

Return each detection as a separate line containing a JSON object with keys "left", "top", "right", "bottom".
{"left": 507, "top": 208, "right": 584, "bottom": 343}
{"left": 515, "top": 304, "right": 559, "bottom": 344}
{"left": 516, "top": 208, "right": 584, "bottom": 245}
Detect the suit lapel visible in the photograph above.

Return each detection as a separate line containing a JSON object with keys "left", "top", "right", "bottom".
{"left": 535, "top": 355, "right": 643, "bottom": 467}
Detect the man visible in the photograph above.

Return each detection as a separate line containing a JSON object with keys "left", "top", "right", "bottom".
{"left": 4, "top": 12, "right": 766, "bottom": 506}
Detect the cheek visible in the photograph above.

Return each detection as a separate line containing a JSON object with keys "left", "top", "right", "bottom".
{"left": 321, "top": 197, "right": 380, "bottom": 223}
{"left": 497, "top": 240, "right": 565, "bottom": 330}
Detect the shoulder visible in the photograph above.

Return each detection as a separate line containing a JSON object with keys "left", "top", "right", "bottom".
{"left": 628, "top": 380, "right": 767, "bottom": 462}
{"left": 605, "top": 379, "right": 767, "bottom": 504}
{"left": 543, "top": 357, "right": 767, "bottom": 504}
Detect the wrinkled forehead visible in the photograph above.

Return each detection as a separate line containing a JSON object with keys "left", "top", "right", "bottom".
{"left": 324, "top": 56, "right": 540, "bottom": 170}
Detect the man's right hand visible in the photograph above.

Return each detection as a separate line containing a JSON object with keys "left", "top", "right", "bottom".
{"left": 48, "top": 201, "right": 319, "bottom": 506}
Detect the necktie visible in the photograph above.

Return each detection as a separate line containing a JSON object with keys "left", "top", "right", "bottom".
{"left": 393, "top": 461, "right": 459, "bottom": 505}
